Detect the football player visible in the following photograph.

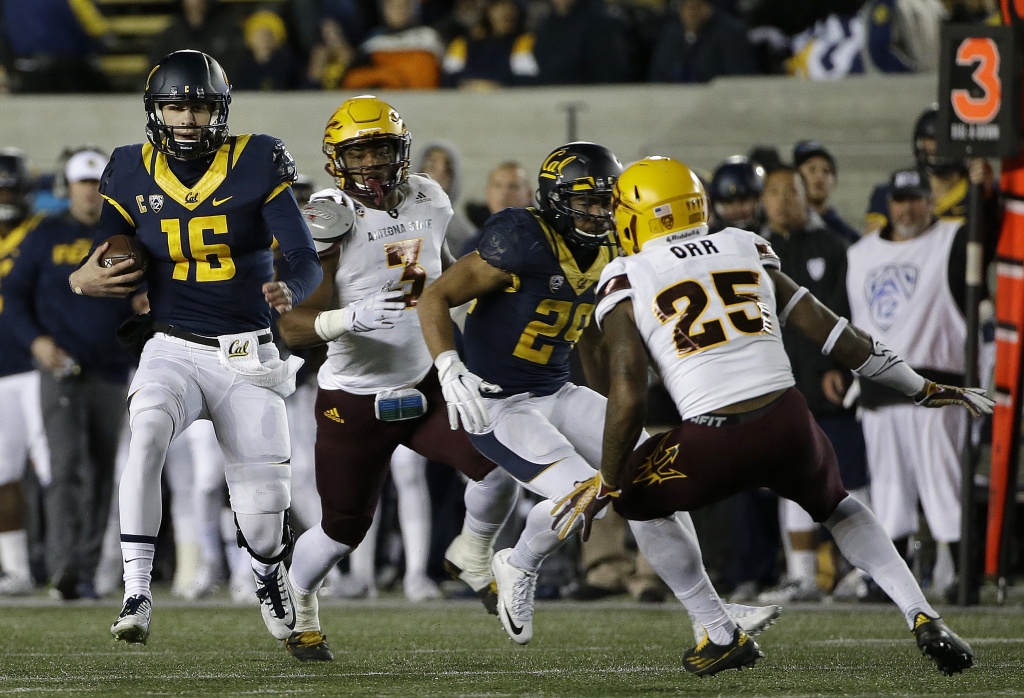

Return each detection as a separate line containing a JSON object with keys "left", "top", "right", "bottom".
{"left": 68, "top": 50, "right": 322, "bottom": 644}
{"left": 708, "top": 155, "right": 764, "bottom": 232}
{"left": 418, "top": 142, "right": 780, "bottom": 648}
{"left": 590, "top": 156, "right": 984, "bottom": 676}
{"left": 274, "top": 96, "right": 518, "bottom": 661}
{"left": 0, "top": 148, "right": 50, "bottom": 597}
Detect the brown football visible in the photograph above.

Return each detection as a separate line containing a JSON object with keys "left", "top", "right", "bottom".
{"left": 100, "top": 234, "right": 147, "bottom": 274}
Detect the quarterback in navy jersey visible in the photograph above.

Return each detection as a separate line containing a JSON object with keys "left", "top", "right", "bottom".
{"left": 68, "top": 50, "right": 321, "bottom": 647}
{"left": 418, "top": 143, "right": 780, "bottom": 649}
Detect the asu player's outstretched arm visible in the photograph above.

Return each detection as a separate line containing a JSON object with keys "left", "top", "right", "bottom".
{"left": 771, "top": 268, "right": 994, "bottom": 416}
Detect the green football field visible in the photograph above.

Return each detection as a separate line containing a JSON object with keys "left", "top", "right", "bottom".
{"left": 2, "top": 594, "right": 1023, "bottom": 697}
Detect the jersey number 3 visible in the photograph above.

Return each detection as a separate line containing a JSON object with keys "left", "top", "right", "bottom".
{"left": 654, "top": 270, "right": 770, "bottom": 356}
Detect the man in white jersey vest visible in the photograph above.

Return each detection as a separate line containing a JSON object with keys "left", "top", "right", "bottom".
{"left": 575, "top": 156, "right": 988, "bottom": 676}
{"left": 275, "top": 96, "right": 518, "bottom": 661}
{"left": 847, "top": 168, "right": 994, "bottom": 600}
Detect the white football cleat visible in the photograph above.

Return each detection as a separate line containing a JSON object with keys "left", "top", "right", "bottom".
{"left": 492, "top": 548, "right": 537, "bottom": 645}
{"left": 444, "top": 531, "right": 497, "bottom": 615}
{"left": 404, "top": 573, "right": 442, "bottom": 603}
{"left": 690, "top": 602, "right": 781, "bottom": 644}
{"left": 111, "top": 594, "right": 152, "bottom": 644}
{"left": 254, "top": 565, "right": 297, "bottom": 640}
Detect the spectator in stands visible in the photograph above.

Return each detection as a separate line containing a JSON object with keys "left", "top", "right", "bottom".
{"left": 432, "top": 0, "right": 486, "bottom": 46}
{"left": 233, "top": 10, "right": 301, "bottom": 91}
{"left": 416, "top": 142, "right": 478, "bottom": 255}
{"left": 442, "top": 0, "right": 538, "bottom": 89}
{"left": 2, "top": 148, "right": 138, "bottom": 600}
{"left": 649, "top": 0, "right": 757, "bottom": 83}
{"left": 148, "top": 0, "right": 244, "bottom": 76}
{"left": 0, "top": 0, "right": 110, "bottom": 93}
{"left": 465, "top": 160, "right": 532, "bottom": 233}
{"left": 305, "top": 17, "right": 356, "bottom": 89}
{"left": 532, "top": 0, "right": 631, "bottom": 85}
{"left": 793, "top": 140, "right": 859, "bottom": 243}
{"left": 343, "top": 0, "right": 446, "bottom": 89}
{"left": 291, "top": 0, "right": 368, "bottom": 60}
{"left": 755, "top": 164, "right": 865, "bottom": 604}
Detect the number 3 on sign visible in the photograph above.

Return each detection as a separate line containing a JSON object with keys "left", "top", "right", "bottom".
{"left": 952, "top": 37, "right": 1001, "bottom": 125}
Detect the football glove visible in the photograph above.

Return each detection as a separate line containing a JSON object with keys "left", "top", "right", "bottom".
{"left": 914, "top": 382, "right": 994, "bottom": 417}
{"left": 551, "top": 474, "right": 620, "bottom": 542}
{"left": 434, "top": 350, "right": 501, "bottom": 434}
{"left": 314, "top": 289, "right": 406, "bottom": 341}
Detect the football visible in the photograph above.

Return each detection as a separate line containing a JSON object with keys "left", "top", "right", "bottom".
{"left": 100, "top": 234, "right": 147, "bottom": 274}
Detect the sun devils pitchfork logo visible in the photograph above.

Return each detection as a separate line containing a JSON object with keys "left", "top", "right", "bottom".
{"left": 633, "top": 434, "right": 686, "bottom": 487}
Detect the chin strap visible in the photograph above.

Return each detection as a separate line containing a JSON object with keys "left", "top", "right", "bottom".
{"left": 234, "top": 510, "right": 295, "bottom": 565}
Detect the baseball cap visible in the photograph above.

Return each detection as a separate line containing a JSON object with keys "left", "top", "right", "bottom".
{"left": 65, "top": 150, "right": 108, "bottom": 183}
{"left": 889, "top": 168, "right": 931, "bottom": 200}
{"left": 793, "top": 140, "right": 837, "bottom": 174}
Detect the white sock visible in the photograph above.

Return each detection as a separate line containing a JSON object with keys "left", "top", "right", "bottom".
{"left": 236, "top": 512, "right": 285, "bottom": 577}
{"left": 121, "top": 542, "right": 155, "bottom": 599}
{"left": 631, "top": 516, "right": 734, "bottom": 645}
{"left": 789, "top": 549, "right": 818, "bottom": 588}
{"left": 0, "top": 529, "right": 30, "bottom": 580}
{"left": 290, "top": 525, "right": 353, "bottom": 594}
{"left": 508, "top": 498, "right": 567, "bottom": 573}
{"left": 348, "top": 507, "right": 380, "bottom": 590}
{"left": 391, "top": 447, "right": 431, "bottom": 580}
{"left": 825, "top": 495, "right": 937, "bottom": 627}
{"left": 464, "top": 467, "right": 518, "bottom": 532}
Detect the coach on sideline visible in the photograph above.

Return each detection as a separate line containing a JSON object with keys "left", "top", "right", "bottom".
{"left": 2, "top": 147, "right": 140, "bottom": 601}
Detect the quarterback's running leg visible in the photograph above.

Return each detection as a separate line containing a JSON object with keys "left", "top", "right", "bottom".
{"left": 0, "top": 373, "right": 39, "bottom": 596}
{"left": 213, "top": 380, "right": 296, "bottom": 643}
{"left": 112, "top": 346, "right": 202, "bottom": 644}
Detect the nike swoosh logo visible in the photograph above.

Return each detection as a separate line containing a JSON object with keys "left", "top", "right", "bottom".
{"left": 505, "top": 612, "right": 524, "bottom": 635}
{"left": 123, "top": 558, "right": 142, "bottom": 564}
{"left": 212, "top": 196, "right": 233, "bottom": 206}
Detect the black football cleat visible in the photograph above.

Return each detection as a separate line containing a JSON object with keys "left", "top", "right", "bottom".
{"left": 683, "top": 628, "right": 764, "bottom": 677}
{"left": 912, "top": 613, "right": 974, "bottom": 675}
{"left": 285, "top": 630, "right": 335, "bottom": 662}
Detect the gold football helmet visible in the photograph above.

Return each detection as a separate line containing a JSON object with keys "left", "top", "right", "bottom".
{"left": 322, "top": 95, "right": 411, "bottom": 204}
{"left": 613, "top": 156, "right": 709, "bottom": 256}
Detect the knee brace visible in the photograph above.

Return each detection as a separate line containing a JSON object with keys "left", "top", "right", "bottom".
{"left": 234, "top": 510, "right": 294, "bottom": 565}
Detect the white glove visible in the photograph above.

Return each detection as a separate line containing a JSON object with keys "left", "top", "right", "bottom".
{"left": 434, "top": 350, "right": 501, "bottom": 434}
{"left": 314, "top": 289, "right": 406, "bottom": 341}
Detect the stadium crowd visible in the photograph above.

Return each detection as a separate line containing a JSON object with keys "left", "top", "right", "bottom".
{"left": 0, "top": 0, "right": 1002, "bottom": 93}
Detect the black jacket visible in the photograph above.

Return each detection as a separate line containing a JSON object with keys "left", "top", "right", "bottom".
{"left": 760, "top": 213, "right": 851, "bottom": 417}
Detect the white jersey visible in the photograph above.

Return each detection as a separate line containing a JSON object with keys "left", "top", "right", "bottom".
{"left": 314, "top": 175, "right": 453, "bottom": 394}
{"left": 594, "top": 227, "right": 794, "bottom": 419}
{"left": 846, "top": 220, "right": 965, "bottom": 372}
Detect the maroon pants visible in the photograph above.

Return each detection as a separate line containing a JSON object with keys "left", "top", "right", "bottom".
{"left": 313, "top": 370, "right": 495, "bottom": 546}
{"left": 615, "top": 388, "right": 847, "bottom": 523}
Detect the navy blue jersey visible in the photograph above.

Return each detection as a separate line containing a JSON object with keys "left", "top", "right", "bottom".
{"left": 99, "top": 134, "right": 320, "bottom": 336}
{"left": 462, "top": 208, "right": 613, "bottom": 396}
{"left": 3, "top": 212, "right": 136, "bottom": 382}
{"left": 0, "top": 214, "right": 46, "bottom": 378}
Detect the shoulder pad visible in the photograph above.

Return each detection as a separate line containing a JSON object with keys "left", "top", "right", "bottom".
{"left": 272, "top": 138, "right": 297, "bottom": 184}
{"left": 302, "top": 198, "right": 355, "bottom": 249}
